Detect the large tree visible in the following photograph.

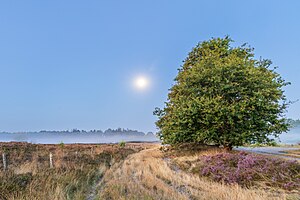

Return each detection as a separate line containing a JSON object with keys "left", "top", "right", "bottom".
{"left": 154, "top": 37, "right": 290, "bottom": 150}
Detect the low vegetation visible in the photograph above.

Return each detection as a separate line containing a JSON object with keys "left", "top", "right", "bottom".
{"left": 97, "top": 144, "right": 299, "bottom": 200}
{"left": 0, "top": 142, "right": 299, "bottom": 200}
{"left": 281, "top": 149, "right": 300, "bottom": 159}
{"left": 0, "top": 142, "right": 150, "bottom": 200}
{"left": 194, "top": 152, "right": 299, "bottom": 190}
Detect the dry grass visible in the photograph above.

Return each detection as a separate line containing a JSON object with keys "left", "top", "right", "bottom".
{"left": 281, "top": 149, "right": 300, "bottom": 159}
{"left": 97, "top": 145, "right": 297, "bottom": 200}
{"left": 1, "top": 142, "right": 299, "bottom": 200}
{"left": 0, "top": 142, "right": 149, "bottom": 200}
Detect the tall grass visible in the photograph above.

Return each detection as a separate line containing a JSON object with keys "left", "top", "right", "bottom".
{"left": 0, "top": 142, "right": 145, "bottom": 200}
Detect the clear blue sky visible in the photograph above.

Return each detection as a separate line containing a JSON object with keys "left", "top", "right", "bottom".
{"left": 0, "top": 0, "right": 299, "bottom": 133}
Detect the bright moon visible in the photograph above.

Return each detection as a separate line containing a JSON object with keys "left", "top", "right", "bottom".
{"left": 134, "top": 76, "right": 149, "bottom": 90}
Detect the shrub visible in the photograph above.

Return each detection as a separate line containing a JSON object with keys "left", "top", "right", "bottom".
{"left": 59, "top": 141, "right": 65, "bottom": 149}
{"left": 197, "top": 152, "right": 300, "bottom": 190}
{"left": 119, "top": 141, "right": 126, "bottom": 148}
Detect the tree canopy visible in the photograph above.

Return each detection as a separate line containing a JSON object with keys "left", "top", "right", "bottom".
{"left": 154, "top": 37, "right": 290, "bottom": 150}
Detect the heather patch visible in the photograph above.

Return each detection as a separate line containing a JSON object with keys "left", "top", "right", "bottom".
{"left": 197, "top": 152, "right": 300, "bottom": 190}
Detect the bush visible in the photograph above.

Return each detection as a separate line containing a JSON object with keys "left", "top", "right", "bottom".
{"left": 59, "top": 141, "right": 65, "bottom": 149}
{"left": 197, "top": 152, "right": 300, "bottom": 190}
{"left": 119, "top": 141, "right": 126, "bottom": 148}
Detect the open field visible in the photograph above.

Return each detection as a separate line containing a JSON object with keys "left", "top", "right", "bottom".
{"left": 0, "top": 142, "right": 154, "bottom": 200}
{"left": 0, "top": 142, "right": 299, "bottom": 200}
{"left": 281, "top": 149, "right": 300, "bottom": 159}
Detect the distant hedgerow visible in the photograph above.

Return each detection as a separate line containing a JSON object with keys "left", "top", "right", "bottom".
{"left": 197, "top": 152, "right": 300, "bottom": 190}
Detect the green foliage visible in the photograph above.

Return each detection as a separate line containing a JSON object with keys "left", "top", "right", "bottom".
{"left": 154, "top": 36, "right": 290, "bottom": 149}
{"left": 59, "top": 141, "right": 65, "bottom": 149}
{"left": 119, "top": 140, "right": 126, "bottom": 148}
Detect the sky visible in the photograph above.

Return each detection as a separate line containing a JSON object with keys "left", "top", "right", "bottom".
{"left": 0, "top": 0, "right": 299, "bottom": 133}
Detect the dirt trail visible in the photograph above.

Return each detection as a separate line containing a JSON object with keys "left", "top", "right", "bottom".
{"left": 88, "top": 145, "right": 282, "bottom": 200}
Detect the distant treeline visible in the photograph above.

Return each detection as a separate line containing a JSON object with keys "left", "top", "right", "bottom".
{"left": 286, "top": 119, "right": 300, "bottom": 128}
{"left": 38, "top": 128, "right": 155, "bottom": 137}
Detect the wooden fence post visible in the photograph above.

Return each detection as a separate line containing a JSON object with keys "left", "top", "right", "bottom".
{"left": 49, "top": 153, "right": 53, "bottom": 168}
{"left": 2, "top": 153, "right": 7, "bottom": 171}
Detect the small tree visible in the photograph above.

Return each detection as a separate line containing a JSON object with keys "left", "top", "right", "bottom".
{"left": 154, "top": 37, "right": 290, "bottom": 150}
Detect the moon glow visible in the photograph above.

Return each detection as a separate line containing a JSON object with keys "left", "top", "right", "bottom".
{"left": 134, "top": 76, "right": 149, "bottom": 90}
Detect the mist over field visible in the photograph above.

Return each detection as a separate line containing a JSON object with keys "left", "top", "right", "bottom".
{"left": 278, "top": 126, "right": 300, "bottom": 144}
{"left": 0, "top": 127, "right": 298, "bottom": 144}
{"left": 0, "top": 130, "right": 158, "bottom": 144}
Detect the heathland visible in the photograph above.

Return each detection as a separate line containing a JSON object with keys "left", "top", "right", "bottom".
{"left": 0, "top": 142, "right": 299, "bottom": 200}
